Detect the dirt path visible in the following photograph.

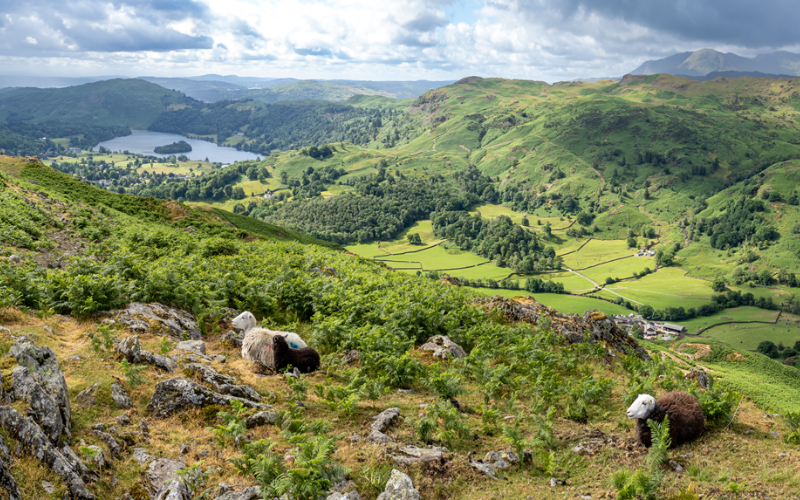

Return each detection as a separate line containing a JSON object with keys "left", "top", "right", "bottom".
{"left": 459, "top": 145, "right": 470, "bottom": 152}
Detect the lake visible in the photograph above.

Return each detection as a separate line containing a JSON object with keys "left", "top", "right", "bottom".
{"left": 95, "top": 130, "right": 260, "bottom": 164}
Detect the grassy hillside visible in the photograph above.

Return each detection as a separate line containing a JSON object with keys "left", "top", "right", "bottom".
{"left": 0, "top": 79, "right": 195, "bottom": 128}
{"left": 3, "top": 150, "right": 800, "bottom": 500}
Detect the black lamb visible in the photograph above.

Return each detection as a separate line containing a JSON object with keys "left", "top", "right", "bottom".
{"left": 272, "top": 335, "right": 320, "bottom": 374}
{"left": 627, "top": 392, "right": 705, "bottom": 448}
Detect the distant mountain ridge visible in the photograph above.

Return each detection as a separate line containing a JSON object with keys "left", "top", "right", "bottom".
{"left": 631, "top": 49, "right": 800, "bottom": 76}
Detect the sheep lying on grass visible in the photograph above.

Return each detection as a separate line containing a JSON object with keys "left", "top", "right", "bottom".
{"left": 232, "top": 312, "right": 307, "bottom": 368}
{"left": 627, "top": 392, "right": 705, "bottom": 448}
{"left": 272, "top": 335, "right": 320, "bottom": 374}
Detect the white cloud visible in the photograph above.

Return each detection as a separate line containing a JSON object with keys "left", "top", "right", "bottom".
{"left": 1, "top": 0, "right": 799, "bottom": 80}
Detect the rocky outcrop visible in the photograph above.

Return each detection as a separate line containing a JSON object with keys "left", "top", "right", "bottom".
{"left": 147, "top": 378, "right": 271, "bottom": 418}
{"left": 112, "top": 382, "right": 134, "bottom": 409}
{"left": 219, "top": 330, "right": 244, "bottom": 348}
{"left": 0, "top": 437, "right": 21, "bottom": 500}
{"left": 244, "top": 411, "right": 278, "bottom": 429}
{"left": 117, "top": 335, "right": 177, "bottom": 373}
{"left": 420, "top": 335, "right": 467, "bottom": 359}
{"left": 106, "top": 303, "right": 202, "bottom": 339}
{"left": 390, "top": 445, "right": 448, "bottom": 466}
{"left": 147, "top": 458, "right": 186, "bottom": 496}
{"left": 376, "top": 470, "right": 420, "bottom": 500}
{"left": 212, "top": 486, "right": 262, "bottom": 500}
{"left": 473, "top": 296, "right": 651, "bottom": 360}
{"left": 183, "top": 363, "right": 261, "bottom": 401}
{"left": 76, "top": 382, "right": 102, "bottom": 408}
{"left": 0, "top": 406, "right": 95, "bottom": 499}
{"left": 8, "top": 336, "right": 71, "bottom": 442}
{"left": 368, "top": 408, "right": 400, "bottom": 444}
{"left": 176, "top": 340, "right": 206, "bottom": 355}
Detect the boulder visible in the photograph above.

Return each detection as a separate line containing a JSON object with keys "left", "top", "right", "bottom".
{"left": 117, "top": 336, "right": 177, "bottom": 373}
{"left": 371, "top": 408, "right": 400, "bottom": 433}
{"left": 108, "top": 303, "right": 201, "bottom": 339}
{"left": 147, "top": 458, "right": 186, "bottom": 495}
{"left": 0, "top": 406, "right": 94, "bottom": 499}
{"left": 8, "top": 336, "right": 71, "bottom": 442}
{"left": 111, "top": 383, "right": 134, "bottom": 409}
{"left": 484, "top": 450, "right": 519, "bottom": 469}
{"left": 212, "top": 486, "right": 262, "bottom": 500}
{"left": 154, "top": 478, "right": 192, "bottom": 500}
{"left": 147, "top": 378, "right": 270, "bottom": 418}
{"left": 133, "top": 448, "right": 155, "bottom": 467}
{"left": 183, "top": 363, "right": 261, "bottom": 401}
{"left": 76, "top": 382, "right": 102, "bottom": 408}
{"left": 175, "top": 340, "right": 206, "bottom": 355}
{"left": 469, "top": 460, "right": 497, "bottom": 479}
{"left": 391, "top": 446, "right": 447, "bottom": 466}
{"left": 81, "top": 445, "right": 106, "bottom": 468}
{"left": 420, "top": 335, "right": 467, "bottom": 359}
{"left": 92, "top": 430, "right": 121, "bottom": 457}
{"left": 244, "top": 411, "right": 277, "bottom": 429}
{"left": 219, "top": 330, "right": 244, "bottom": 348}
{"left": 376, "top": 470, "right": 420, "bottom": 500}
{"left": 685, "top": 368, "right": 710, "bottom": 389}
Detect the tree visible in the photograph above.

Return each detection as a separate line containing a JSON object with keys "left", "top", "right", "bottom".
{"left": 407, "top": 233, "right": 422, "bottom": 245}
{"left": 757, "top": 340, "right": 779, "bottom": 359}
{"left": 280, "top": 171, "right": 289, "bottom": 185}
{"left": 232, "top": 187, "right": 246, "bottom": 200}
{"left": 712, "top": 277, "right": 728, "bottom": 293}
{"left": 758, "top": 270, "right": 774, "bottom": 286}
{"left": 521, "top": 217, "right": 529, "bottom": 227}
{"left": 233, "top": 203, "right": 246, "bottom": 214}
{"left": 638, "top": 305, "right": 654, "bottom": 319}
{"left": 627, "top": 236, "right": 638, "bottom": 248}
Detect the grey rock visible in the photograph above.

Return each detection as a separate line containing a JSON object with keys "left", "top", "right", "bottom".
{"left": 9, "top": 336, "right": 71, "bottom": 442}
{"left": 341, "top": 350, "right": 359, "bottom": 364}
{"left": 485, "top": 450, "right": 519, "bottom": 469}
{"left": 348, "top": 435, "right": 361, "bottom": 443}
{"left": 60, "top": 443, "right": 99, "bottom": 484}
{"left": 117, "top": 414, "right": 131, "bottom": 426}
{"left": 92, "top": 430, "right": 121, "bottom": 457}
{"left": 76, "top": 382, "right": 102, "bottom": 408}
{"left": 43, "top": 325, "right": 54, "bottom": 335}
{"left": 0, "top": 406, "right": 95, "bottom": 499}
{"left": 41, "top": 480, "right": 55, "bottom": 493}
{"left": 420, "top": 335, "right": 467, "bottom": 359}
{"left": 183, "top": 363, "right": 261, "bottom": 401}
{"left": 771, "top": 431, "right": 783, "bottom": 438}
{"left": 470, "top": 460, "right": 498, "bottom": 479}
{"left": 147, "top": 458, "right": 186, "bottom": 495}
{"left": 153, "top": 477, "right": 192, "bottom": 500}
{"left": 81, "top": 445, "right": 106, "bottom": 468}
{"left": 0, "top": 452, "right": 22, "bottom": 499}
{"left": 367, "top": 430, "right": 394, "bottom": 444}
{"left": 175, "top": 340, "right": 206, "bottom": 355}
{"left": 685, "top": 368, "right": 710, "bottom": 389}
{"left": 244, "top": 411, "right": 278, "bottom": 429}
{"left": 371, "top": 408, "right": 400, "bottom": 433}
{"left": 180, "top": 443, "right": 190, "bottom": 455}
{"left": 549, "top": 477, "right": 567, "bottom": 487}
{"left": 396, "top": 389, "right": 415, "bottom": 395}
{"left": 391, "top": 445, "right": 447, "bottom": 466}
{"left": 111, "top": 383, "right": 134, "bottom": 409}
{"left": 376, "top": 469, "right": 420, "bottom": 500}
{"left": 219, "top": 330, "right": 243, "bottom": 348}
{"left": 146, "top": 377, "right": 270, "bottom": 418}
{"left": 91, "top": 423, "right": 105, "bottom": 431}
{"left": 0, "top": 326, "right": 12, "bottom": 337}
{"left": 140, "top": 419, "right": 150, "bottom": 435}
{"left": 744, "top": 429, "right": 755, "bottom": 435}
{"left": 212, "top": 486, "right": 262, "bottom": 500}
{"left": 117, "top": 336, "right": 177, "bottom": 373}
{"left": 9, "top": 255, "right": 21, "bottom": 264}
{"left": 133, "top": 448, "right": 155, "bottom": 466}
{"left": 111, "top": 303, "right": 201, "bottom": 339}
{"left": 213, "top": 355, "right": 226, "bottom": 363}
{"left": 668, "top": 460, "right": 684, "bottom": 473}
{"left": 327, "top": 492, "right": 360, "bottom": 500}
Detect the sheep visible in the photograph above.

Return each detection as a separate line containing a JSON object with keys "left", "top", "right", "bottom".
{"left": 626, "top": 392, "right": 705, "bottom": 448}
{"left": 232, "top": 312, "right": 307, "bottom": 367}
{"left": 271, "top": 334, "right": 320, "bottom": 374}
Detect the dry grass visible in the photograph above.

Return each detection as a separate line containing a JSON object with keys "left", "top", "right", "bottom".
{"left": 1, "top": 310, "right": 799, "bottom": 499}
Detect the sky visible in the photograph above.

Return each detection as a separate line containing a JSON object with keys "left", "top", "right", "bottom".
{"left": 1, "top": 0, "right": 799, "bottom": 82}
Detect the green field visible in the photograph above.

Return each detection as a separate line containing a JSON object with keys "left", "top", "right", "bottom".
{"left": 581, "top": 257, "right": 655, "bottom": 283}
{"left": 680, "top": 307, "right": 782, "bottom": 334}
{"left": 561, "top": 239, "right": 637, "bottom": 268}
{"left": 375, "top": 244, "right": 489, "bottom": 270}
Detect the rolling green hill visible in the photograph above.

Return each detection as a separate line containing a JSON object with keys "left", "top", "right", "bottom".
{"left": 0, "top": 79, "right": 196, "bottom": 128}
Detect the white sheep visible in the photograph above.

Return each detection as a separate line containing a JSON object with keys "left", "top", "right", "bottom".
{"left": 231, "top": 312, "right": 308, "bottom": 366}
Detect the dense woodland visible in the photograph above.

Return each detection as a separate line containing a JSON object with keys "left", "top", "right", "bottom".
{"left": 0, "top": 122, "right": 131, "bottom": 156}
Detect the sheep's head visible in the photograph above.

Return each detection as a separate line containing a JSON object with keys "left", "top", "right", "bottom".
{"left": 232, "top": 311, "right": 256, "bottom": 332}
{"left": 627, "top": 394, "right": 656, "bottom": 419}
{"left": 272, "top": 334, "right": 289, "bottom": 351}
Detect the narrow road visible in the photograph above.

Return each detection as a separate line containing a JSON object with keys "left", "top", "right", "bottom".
{"left": 566, "top": 268, "right": 643, "bottom": 305}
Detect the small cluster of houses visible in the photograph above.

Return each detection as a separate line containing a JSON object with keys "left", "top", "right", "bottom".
{"left": 612, "top": 313, "right": 686, "bottom": 341}
{"left": 635, "top": 248, "right": 656, "bottom": 257}
{"left": 263, "top": 190, "right": 273, "bottom": 199}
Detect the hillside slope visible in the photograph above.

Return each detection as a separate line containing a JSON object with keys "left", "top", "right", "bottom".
{"left": 631, "top": 49, "right": 800, "bottom": 76}
{"left": 0, "top": 79, "right": 196, "bottom": 128}
{"left": 2, "top": 154, "right": 800, "bottom": 500}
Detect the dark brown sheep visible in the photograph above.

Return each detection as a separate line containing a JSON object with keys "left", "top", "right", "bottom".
{"left": 272, "top": 335, "right": 320, "bottom": 374}
{"left": 627, "top": 392, "right": 705, "bottom": 448}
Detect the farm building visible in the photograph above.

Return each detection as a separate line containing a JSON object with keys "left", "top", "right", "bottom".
{"left": 661, "top": 323, "right": 686, "bottom": 334}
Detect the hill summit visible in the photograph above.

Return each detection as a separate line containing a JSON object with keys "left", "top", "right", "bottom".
{"left": 631, "top": 49, "right": 800, "bottom": 76}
